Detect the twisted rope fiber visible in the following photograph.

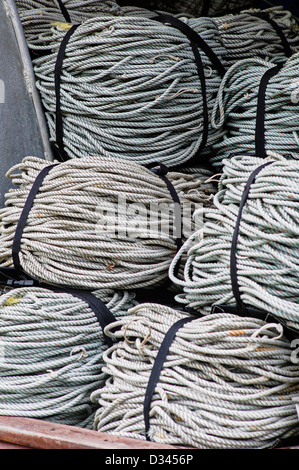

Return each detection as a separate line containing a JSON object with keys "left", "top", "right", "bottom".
{"left": 15, "top": 0, "right": 122, "bottom": 50}
{"left": 91, "top": 303, "right": 299, "bottom": 448}
{"left": 213, "top": 6, "right": 299, "bottom": 67}
{"left": 31, "top": 13, "right": 227, "bottom": 166}
{"left": 0, "top": 155, "right": 215, "bottom": 290}
{"left": 169, "top": 154, "right": 299, "bottom": 331}
{"left": 211, "top": 53, "right": 299, "bottom": 167}
{"left": 0, "top": 286, "right": 136, "bottom": 428}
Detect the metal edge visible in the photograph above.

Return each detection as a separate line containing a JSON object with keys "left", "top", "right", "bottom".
{"left": 3, "top": 0, "right": 54, "bottom": 162}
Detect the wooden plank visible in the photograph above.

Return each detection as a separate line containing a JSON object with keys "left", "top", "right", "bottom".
{"left": 0, "top": 440, "right": 29, "bottom": 449}
{"left": 0, "top": 416, "right": 182, "bottom": 450}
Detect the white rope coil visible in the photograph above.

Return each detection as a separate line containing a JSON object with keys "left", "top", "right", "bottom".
{"left": 211, "top": 52, "right": 299, "bottom": 167}
{"left": 0, "top": 155, "right": 215, "bottom": 290}
{"left": 169, "top": 153, "right": 299, "bottom": 331}
{"left": 0, "top": 286, "right": 136, "bottom": 428}
{"left": 92, "top": 303, "right": 299, "bottom": 449}
{"left": 213, "top": 6, "right": 299, "bottom": 67}
{"left": 31, "top": 14, "right": 226, "bottom": 166}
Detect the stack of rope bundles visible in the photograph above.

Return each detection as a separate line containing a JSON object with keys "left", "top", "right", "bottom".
{"left": 31, "top": 14, "right": 226, "bottom": 166}
{"left": 0, "top": 155, "right": 215, "bottom": 290}
{"left": 92, "top": 303, "right": 299, "bottom": 448}
{"left": 0, "top": 286, "right": 136, "bottom": 428}
{"left": 213, "top": 6, "right": 299, "bottom": 68}
{"left": 211, "top": 52, "right": 299, "bottom": 167}
{"left": 168, "top": 154, "right": 299, "bottom": 332}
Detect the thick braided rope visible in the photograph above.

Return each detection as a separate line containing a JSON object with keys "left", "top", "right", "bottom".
{"left": 0, "top": 286, "right": 136, "bottom": 428}
{"left": 169, "top": 154, "right": 299, "bottom": 331}
{"left": 31, "top": 14, "right": 226, "bottom": 166}
{"left": 211, "top": 53, "right": 299, "bottom": 167}
{"left": 0, "top": 155, "right": 215, "bottom": 290}
{"left": 92, "top": 303, "right": 299, "bottom": 449}
{"left": 213, "top": 6, "right": 299, "bottom": 67}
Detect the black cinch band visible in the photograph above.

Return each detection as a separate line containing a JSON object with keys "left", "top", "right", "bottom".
{"left": 57, "top": 0, "right": 71, "bottom": 23}
{"left": 143, "top": 315, "right": 196, "bottom": 441}
{"left": 214, "top": 62, "right": 299, "bottom": 341}
{"left": 231, "top": 62, "right": 282, "bottom": 310}
{"left": 54, "top": 24, "right": 79, "bottom": 161}
{"left": 12, "top": 163, "right": 57, "bottom": 276}
{"left": 152, "top": 14, "right": 226, "bottom": 157}
{"left": 149, "top": 163, "right": 182, "bottom": 254}
{"left": 5, "top": 163, "right": 117, "bottom": 345}
{"left": 255, "top": 63, "right": 283, "bottom": 159}
{"left": 250, "top": 11, "right": 293, "bottom": 59}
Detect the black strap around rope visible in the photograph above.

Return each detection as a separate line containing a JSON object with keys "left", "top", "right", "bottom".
{"left": 12, "top": 164, "right": 58, "bottom": 277}
{"left": 214, "top": 61, "right": 299, "bottom": 340}
{"left": 153, "top": 14, "right": 226, "bottom": 78}
{"left": 230, "top": 160, "right": 274, "bottom": 314}
{"left": 153, "top": 13, "right": 226, "bottom": 157}
{"left": 230, "top": 63, "right": 282, "bottom": 313}
{"left": 255, "top": 63, "right": 283, "bottom": 159}
{"left": 54, "top": 24, "right": 79, "bottom": 161}
{"left": 7, "top": 162, "right": 117, "bottom": 344}
{"left": 0, "top": 272, "right": 117, "bottom": 347}
{"left": 149, "top": 163, "right": 182, "bottom": 253}
{"left": 56, "top": 0, "right": 71, "bottom": 23}
{"left": 144, "top": 315, "right": 196, "bottom": 440}
{"left": 250, "top": 11, "right": 293, "bottom": 59}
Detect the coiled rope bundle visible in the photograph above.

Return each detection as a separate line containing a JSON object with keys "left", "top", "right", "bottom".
{"left": 15, "top": 0, "right": 122, "bottom": 51}
{"left": 0, "top": 286, "right": 136, "bottom": 428}
{"left": 169, "top": 154, "right": 299, "bottom": 331}
{"left": 213, "top": 6, "right": 299, "bottom": 68}
{"left": 31, "top": 14, "right": 226, "bottom": 166}
{"left": 211, "top": 53, "right": 299, "bottom": 167}
{"left": 0, "top": 155, "right": 215, "bottom": 290}
{"left": 92, "top": 303, "right": 299, "bottom": 449}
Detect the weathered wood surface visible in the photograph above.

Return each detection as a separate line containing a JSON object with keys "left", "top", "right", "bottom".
{"left": 0, "top": 416, "right": 182, "bottom": 450}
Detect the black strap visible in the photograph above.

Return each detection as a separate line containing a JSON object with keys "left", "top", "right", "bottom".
{"left": 144, "top": 315, "right": 195, "bottom": 440}
{"left": 153, "top": 13, "right": 226, "bottom": 78}
{"left": 54, "top": 24, "right": 79, "bottom": 161}
{"left": 250, "top": 11, "right": 293, "bottom": 58}
{"left": 230, "top": 160, "right": 274, "bottom": 314}
{"left": 200, "top": 0, "right": 212, "bottom": 17}
{"left": 149, "top": 163, "right": 182, "bottom": 252}
{"left": 12, "top": 164, "right": 58, "bottom": 277}
{"left": 152, "top": 14, "right": 226, "bottom": 158}
{"left": 56, "top": 0, "right": 71, "bottom": 23}
{"left": 0, "top": 272, "right": 117, "bottom": 346}
{"left": 40, "top": 285, "right": 117, "bottom": 346}
{"left": 255, "top": 64, "right": 283, "bottom": 159}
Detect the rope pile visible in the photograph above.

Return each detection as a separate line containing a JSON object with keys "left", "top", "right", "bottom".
{"left": 92, "top": 303, "right": 299, "bottom": 448}
{"left": 31, "top": 14, "right": 226, "bottom": 166}
{"left": 0, "top": 286, "right": 136, "bottom": 428}
{"left": 213, "top": 6, "right": 299, "bottom": 67}
{"left": 211, "top": 53, "right": 299, "bottom": 167}
{"left": 15, "top": 1, "right": 162, "bottom": 52}
{"left": 169, "top": 154, "right": 299, "bottom": 331}
{"left": 15, "top": 0, "right": 122, "bottom": 50}
{"left": 0, "top": 155, "right": 215, "bottom": 290}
